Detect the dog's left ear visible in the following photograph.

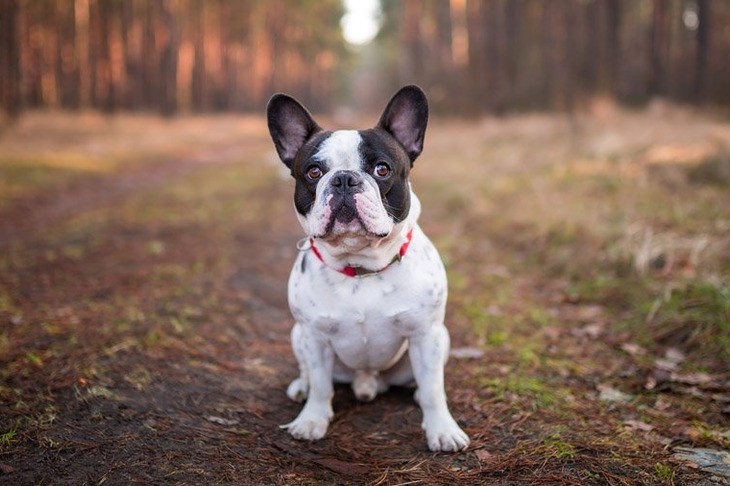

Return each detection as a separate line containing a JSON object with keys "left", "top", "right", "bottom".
{"left": 377, "top": 85, "right": 429, "bottom": 163}
{"left": 267, "top": 94, "right": 322, "bottom": 169}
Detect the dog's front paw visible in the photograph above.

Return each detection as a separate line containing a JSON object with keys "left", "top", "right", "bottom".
{"left": 423, "top": 416, "right": 470, "bottom": 452}
{"left": 283, "top": 416, "right": 329, "bottom": 441}
{"left": 281, "top": 406, "right": 333, "bottom": 441}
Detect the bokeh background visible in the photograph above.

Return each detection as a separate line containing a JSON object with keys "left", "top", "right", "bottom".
{"left": 1, "top": 0, "right": 729, "bottom": 117}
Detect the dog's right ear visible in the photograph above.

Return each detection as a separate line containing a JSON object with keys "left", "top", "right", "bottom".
{"left": 267, "top": 94, "right": 322, "bottom": 169}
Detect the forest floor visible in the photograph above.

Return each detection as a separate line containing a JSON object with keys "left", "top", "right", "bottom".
{"left": 1, "top": 104, "right": 729, "bottom": 485}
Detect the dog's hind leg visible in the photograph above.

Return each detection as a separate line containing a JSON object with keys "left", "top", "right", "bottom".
{"left": 381, "top": 350, "right": 415, "bottom": 387}
{"left": 332, "top": 356, "right": 356, "bottom": 384}
{"left": 286, "top": 323, "right": 310, "bottom": 402}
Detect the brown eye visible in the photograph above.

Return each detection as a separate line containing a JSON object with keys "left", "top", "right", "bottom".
{"left": 374, "top": 163, "right": 391, "bottom": 178}
{"left": 307, "top": 166, "right": 323, "bottom": 180}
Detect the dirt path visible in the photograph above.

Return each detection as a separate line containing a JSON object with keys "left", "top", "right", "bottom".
{"left": 0, "top": 144, "right": 250, "bottom": 247}
{"left": 1, "top": 113, "right": 728, "bottom": 485}
{"left": 0, "top": 131, "right": 481, "bottom": 484}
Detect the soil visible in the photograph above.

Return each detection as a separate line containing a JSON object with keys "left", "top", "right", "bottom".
{"left": 1, "top": 113, "right": 728, "bottom": 485}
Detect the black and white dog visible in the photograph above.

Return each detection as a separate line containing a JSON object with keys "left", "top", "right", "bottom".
{"left": 267, "top": 85, "right": 469, "bottom": 452}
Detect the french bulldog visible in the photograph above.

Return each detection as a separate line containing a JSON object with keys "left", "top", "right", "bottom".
{"left": 266, "top": 85, "right": 470, "bottom": 452}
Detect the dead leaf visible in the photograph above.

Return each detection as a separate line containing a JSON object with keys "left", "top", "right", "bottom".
{"left": 450, "top": 347, "right": 485, "bottom": 360}
{"left": 670, "top": 372, "right": 714, "bottom": 385}
{"left": 655, "top": 348, "right": 687, "bottom": 371}
{"left": 664, "top": 348, "right": 685, "bottom": 365}
{"left": 712, "top": 393, "right": 730, "bottom": 403}
{"left": 654, "top": 396, "right": 671, "bottom": 412}
{"left": 645, "top": 376, "right": 658, "bottom": 391}
{"left": 623, "top": 420, "right": 654, "bottom": 432}
{"left": 620, "top": 343, "right": 646, "bottom": 357}
{"left": 675, "top": 386, "right": 707, "bottom": 399}
{"left": 476, "top": 449, "right": 498, "bottom": 463}
{"left": 575, "top": 304, "right": 604, "bottom": 321}
{"left": 572, "top": 323, "right": 604, "bottom": 340}
{"left": 0, "top": 463, "right": 15, "bottom": 475}
{"left": 597, "top": 384, "right": 632, "bottom": 403}
{"left": 543, "top": 326, "right": 561, "bottom": 340}
{"left": 672, "top": 447, "right": 730, "bottom": 478}
{"left": 206, "top": 416, "right": 240, "bottom": 427}
{"left": 654, "top": 359, "right": 679, "bottom": 371}
{"left": 483, "top": 265, "right": 510, "bottom": 278}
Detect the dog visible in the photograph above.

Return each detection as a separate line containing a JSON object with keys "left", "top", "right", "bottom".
{"left": 266, "top": 85, "right": 470, "bottom": 452}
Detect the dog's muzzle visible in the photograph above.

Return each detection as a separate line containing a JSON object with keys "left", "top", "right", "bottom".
{"left": 329, "top": 170, "right": 366, "bottom": 224}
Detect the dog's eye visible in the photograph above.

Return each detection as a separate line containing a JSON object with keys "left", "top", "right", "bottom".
{"left": 373, "top": 163, "right": 391, "bottom": 178}
{"left": 306, "top": 166, "right": 323, "bottom": 180}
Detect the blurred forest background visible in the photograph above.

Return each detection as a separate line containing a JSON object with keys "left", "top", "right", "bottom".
{"left": 1, "top": 0, "right": 728, "bottom": 118}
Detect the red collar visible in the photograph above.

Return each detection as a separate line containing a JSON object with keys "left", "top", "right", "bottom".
{"left": 309, "top": 229, "right": 414, "bottom": 277}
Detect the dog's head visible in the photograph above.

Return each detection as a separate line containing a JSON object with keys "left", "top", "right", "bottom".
{"left": 267, "top": 86, "right": 428, "bottom": 244}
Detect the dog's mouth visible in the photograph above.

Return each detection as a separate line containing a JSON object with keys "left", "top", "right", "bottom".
{"left": 320, "top": 215, "right": 389, "bottom": 241}
{"left": 313, "top": 198, "right": 388, "bottom": 240}
{"left": 330, "top": 195, "right": 358, "bottom": 224}
{"left": 307, "top": 189, "right": 394, "bottom": 242}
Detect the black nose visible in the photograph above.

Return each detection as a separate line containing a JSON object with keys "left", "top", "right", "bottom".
{"left": 331, "top": 171, "right": 363, "bottom": 192}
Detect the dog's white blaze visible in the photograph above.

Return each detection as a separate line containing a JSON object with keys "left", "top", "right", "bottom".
{"left": 315, "top": 130, "right": 363, "bottom": 171}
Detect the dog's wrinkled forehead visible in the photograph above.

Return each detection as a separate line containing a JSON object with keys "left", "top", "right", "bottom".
{"left": 314, "top": 130, "right": 362, "bottom": 171}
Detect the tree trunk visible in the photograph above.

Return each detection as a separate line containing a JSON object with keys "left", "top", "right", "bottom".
{"left": 485, "top": 0, "right": 501, "bottom": 113}
{"left": 504, "top": 0, "right": 521, "bottom": 108}
{"left": 432, "top": 0, "right": 453, "bottom": 95}
{"left": 401, "top": 0, "right": 423, "bottom": 83}
{"left": 694, "top": 0, "right": 709, "bottom": 103}
{"left": 74, "top": 0, "right": 90, "bottom": 109}
{"left": 466, "top": 0, "right": 487, "bottom": 113}
{"left": 141, "top": 2, "right": 156, "bottom": 109}
{"left": 191, "top": 2, "right": 205, "bottom": 111}
{"left": 56, "top": 0, "right": 79, "bottom": 109}
{"left": 605, "top": 0, "right": 622, "bottom": 96}
{"left": 159, "top": 0, "right": 178, "bottom": 116}
{"left": 649, "top": 0, "right": 667, "bottom": 97}
{"left": 0, "top": 0, "right": 22, "bottom": 117}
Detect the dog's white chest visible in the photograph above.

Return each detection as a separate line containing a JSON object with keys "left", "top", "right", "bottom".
{"left": 288, "top": 230, "right": 446, "bottom": 371}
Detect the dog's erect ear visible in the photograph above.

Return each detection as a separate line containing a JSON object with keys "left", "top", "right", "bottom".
{"left": 377, "top": 85, "right": 429, "bottom": 163}
{"left": 267, "top": 94, "right": 322, "bottom": 168}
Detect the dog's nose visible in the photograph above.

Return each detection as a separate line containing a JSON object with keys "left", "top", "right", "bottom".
{"left": 331, "top": 171, "right": 363, "bottom": 191}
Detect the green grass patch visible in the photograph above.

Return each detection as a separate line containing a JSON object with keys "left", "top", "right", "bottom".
{"left": 25, "top": 352, "right": 43, "bottom": 368}
{"left": 647, "top": 282, "right": 730, "bottom": 359}
{"left": 0, "top": 154, "right": 110, "bottom": 202}
{"left": 687, "top": 155, "right": 730, "bottom": 187}
{"left": 541, "top": 432, "right": 577, "bottom": 459}
{"left": 0, "top": 422, "right": 18, "bottom": 447}
{"left": 482, "top": 374, "right": 562, "bottom": 408}
{"left": 0, "top": 287, "right": 17, "bottom": 313}
{"left": 461, "top": 302, "right": 506, "bottom": 346}
{"left": 654, "top": 463, "right": 675, "bottom": 484}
